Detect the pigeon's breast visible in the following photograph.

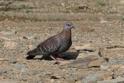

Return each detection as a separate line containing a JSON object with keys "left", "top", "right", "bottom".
{"left": 58, "top": 38, "right": 72, "bottom": 53}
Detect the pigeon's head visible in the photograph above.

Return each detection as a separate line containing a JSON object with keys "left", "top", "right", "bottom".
{"left": 64, "top": 22, "right": 74, "bottom": 30}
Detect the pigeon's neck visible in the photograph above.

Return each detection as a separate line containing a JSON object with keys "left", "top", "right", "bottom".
{"left": 63, "top": 27, "right": 71, "bottom": 31}
{"left": 62, "top": 29, "right": 72, "bottom": 39}
{"left": 63, "top": 28, "right": 71, "bottom": 32}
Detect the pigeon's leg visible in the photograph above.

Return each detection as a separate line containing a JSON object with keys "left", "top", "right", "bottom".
{"left": 54, "top": 54, "right": 64, "bottom": 61}
{"left": 50, "top": 55, "right": 60, "bottom": 64}
{"left": 52, "top": 54, "right": 70, "bottom": 65}
{"left": 50, "top": 55, "right": 56, "bottom": 60}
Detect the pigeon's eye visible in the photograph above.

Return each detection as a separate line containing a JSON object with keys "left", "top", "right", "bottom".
{"left": 66, "top": 24, "right": 71, "bottom": 26}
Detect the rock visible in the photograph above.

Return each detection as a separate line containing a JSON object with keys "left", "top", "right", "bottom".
{"left": 61, "top": 2, "right": 65, "bottom": 7}
{"left": 19, "top": 70, "right": 29, "bottom": 82}
{"left": 75, "top": 80, "right": 81, "bottom": 83}
{"left": 74, "top": 43, "right": 96, "bottom": 52}
{"left": 22, "top": 35, "right": 36, "bottom": 40}
{"left": 101, "top": 48, "right": 124, "bottom": 62}
{"left": 110, "top": 64, "right": 124, "bottom": 78}
{"left": 0, "top": 36, "right": 12, "bottom": 41}
{"left": 0, "top": 30, "right": 16, "bottom": 35}
{"left": 0, "top": 31, "right": 17, "bottom": 41}
{"left": 109, "top": 58, "right": 124, "bottom": 65}
{"left": 0, "top": 68, "right": 7, "bottom": 75}
{"left": 22, "top": 36, "right": 29, "bottom": 39}
{"left": 50, "top": 75, "right": 61, "bottom": 79}
{"left": 74, "top": 44, "right": 99, "bottom": 60}
{"left": 81, "top": 71, "right": 113, "bottom": 83}
{"left": 28, "top": 80, "right": 43, "bottom": 83}
{"left": 77, "top": 48, "right": 99, "bottom": 60}
{"left": 100, "top": 64, "right": 110, "bottom": 70}
{"left": 0, "top": 80, "right": 18, "bottom": 83}
{"left": 4, "top": 41, "right": 17, "bottom": 49}
{"left": 77, "top": 52, "right": 87, "bottom": 59}
{"left": 65, "top": 55, "right": 99, "bottom": 69}
{"left": 78, "top": 5, "right": 89, "bottom": 10}
{"left": 0, "top": 58, "right": 8, "bottom": 61}
{"left": 12, "top": 63, "right": 29, "bottom": 81}
{"left": 9, "top": 57, "right": 17, "bottom": 64}
{"left": 13, "top": 63, "right": 27, "bottom": 70}
{"left": 100, "top": 17, "right": 108, "bottom": 23}
{"left": 28, "top": 44, "right": 33, "bottom": 49}
{"left": 88, "top": 59, "right": 105, "bottom": 68}
{"left": 97, "top": 77, "right": 124, "bottom": 83}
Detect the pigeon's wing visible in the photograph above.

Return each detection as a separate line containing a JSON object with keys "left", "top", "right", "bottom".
{"left": 37, "top": 36, "right": 60, "bottom": 56}
{"left": 26, "top": 36, "right": 59, "bottom": 59}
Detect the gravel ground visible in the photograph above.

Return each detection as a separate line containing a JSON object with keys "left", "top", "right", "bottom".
{"left": 0, "top": 0, "right": 124, "bottom": 83}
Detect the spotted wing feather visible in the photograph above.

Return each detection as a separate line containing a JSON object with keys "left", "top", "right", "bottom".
{"left": 37, "top": 36, "right": 60, "bottom": 56}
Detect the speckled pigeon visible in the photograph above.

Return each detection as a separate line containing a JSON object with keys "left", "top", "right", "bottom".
{"left": 26, "top": 22, "right": 75, "bottom": 63}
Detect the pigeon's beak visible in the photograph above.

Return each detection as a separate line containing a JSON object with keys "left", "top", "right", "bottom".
{"left": 72, "top": 26, "right": 75, "bottom": 29}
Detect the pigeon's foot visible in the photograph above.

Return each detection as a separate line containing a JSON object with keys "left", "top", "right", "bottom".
{"left": 54, "top": 61, "right": 60, "bottom": 64}
{"left": 54, "top": 58, "right": 69, "bottom": 65}
{"left": 50, "top": 55, "right": 67, "bottom": 65}
{"left": 54, "top": 58, "right": 64, "bottom": 64}
{"left": 56, "top": 57, "right": 64, "bottom": 61}
{"left": 50, "top": 55, "right": 60, "bottom": 64}
{"left": 54, "top": 60, "right": 70, "bottom": 65}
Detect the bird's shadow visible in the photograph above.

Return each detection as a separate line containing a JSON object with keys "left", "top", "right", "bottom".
{"left": 61, "top": 51, "right": 79, "bottom": 60}
{"left": 33, "top": 51, "right": 80, "bottom": 61}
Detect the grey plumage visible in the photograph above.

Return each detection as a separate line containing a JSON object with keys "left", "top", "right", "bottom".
{"left": 26, "top": 22, "right": 74, "bottom": 60}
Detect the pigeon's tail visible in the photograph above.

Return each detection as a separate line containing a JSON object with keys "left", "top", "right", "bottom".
{"left": 26, "top": 47, "right": 41, "bottom": 60}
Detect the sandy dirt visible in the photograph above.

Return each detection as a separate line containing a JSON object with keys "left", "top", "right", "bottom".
{"left": 0, "top": 0, "right": 124, "bottom": 83}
